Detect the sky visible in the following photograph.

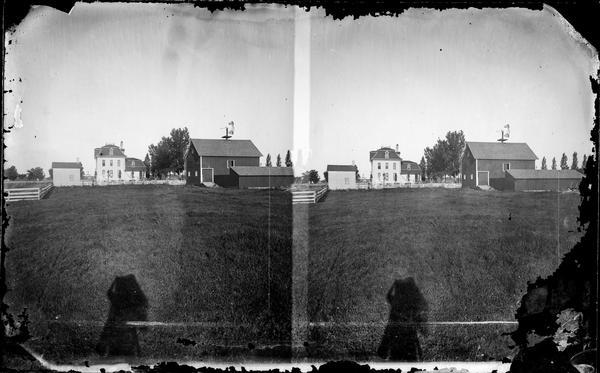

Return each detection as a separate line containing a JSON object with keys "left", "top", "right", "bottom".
{"left": 3, "top": 3, "right": 598, "bottom": 176}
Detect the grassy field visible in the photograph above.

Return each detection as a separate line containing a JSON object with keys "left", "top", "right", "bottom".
{"left": 4, "top": 185, "right": 583, "bottom": 364}
{"left": 306, "top": 188, "right": 583, "bottom": 360}
{"left": 5, "top": 185, "right": 292, "bottom": 363}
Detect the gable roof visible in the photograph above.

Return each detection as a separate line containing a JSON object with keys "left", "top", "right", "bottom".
{"left": 230, "top": 166, "right": 294, "bottom": 177}
{"left": 327, "top": 165, "right": 357, "bottom": 172}
{"left": 52, "top": 162, "right": 82, "bottom": 169}
{"left": 95, "top": 144, "right": 126, "bottom": 158}
{"left": 506, "top": 169, "right": 584, "bottom": 180}
{"left": 190, "top": 139, "right": 262, "bottom": 157}
{"left": 465, "top": 142, "right": 537, "bottom": 160}
{"left": 370, "top": 147, "right": 401, "bottom": 161}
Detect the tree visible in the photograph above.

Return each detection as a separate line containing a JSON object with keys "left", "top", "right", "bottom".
{"left": 276, "top": 154, "right": 282, "bottom": 167}
{"left": 571, "top": 152, "right": 578, "bottom": 170}
{"left": 560, "top": 153, "right": 568, "bottom": 170}
{"left": 26, "top": 167, "right": 44, "bottom": 181}
{"left": 266, "top": 154, "right": 272, "bottom": 167}
{"left": 444, "top": 130, "right": 465, "bottom": 177}
{"left": 285, "top": 150, "right": 293, "bottom": 167}
{"left": 541, "top": 157, "right": 547, "bottom": 170}
{"left": 419, "top": 157, "right": 427, "bottom": 181}
{"left": 301, "top": 169, "right": 319, "bottom": 184}
{"left": 144, "top": 153, "right": 151, "bottom": 178}
{"left": 148, "top": 127, "right": 190, "bottom": 177}
{"left": 581, "top": 154, "right": 587, "bottom": 170}
{"left": 551, "top": 157, "right": 557, "bottom": 170}
{"left": 423, "top": 130, "right": 465, "bottom": 181}
{"left": 323, "top": 171, "right": 328, "bottom": 182}
{"left": 4, "top": 165, "right": 18, "bottom": 180}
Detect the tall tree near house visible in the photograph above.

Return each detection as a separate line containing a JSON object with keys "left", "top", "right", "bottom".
{"left": 445, "top": 130, "right": 466, "bottom": 177}
{"left": 168, "top": 127, "right": 190, "bottom": 174}
{"left": 276, "top": 154, "right": 282, "bottom": 167}
{"left": 423, "top": 130, "right": 465, "bottom": 181}
{"left": 304, "top": 169, "right": 319, "bottom": 184}
{"left": 560, "top": 153, "right": 569, "bottom": 169}
{"left": 571, "top": 152, "right": 579, "bottom": 170}
{"left": 551, "top": 157, "right": 557, "bottom": 170}
{"left": 541, "top": 157, "right": 547, "bottom": 170}
{"left": 285, "top": 150, "right": 293, "bottom": 167}
{"left": 4, "top": 165, "right": 18, "bottom": 180}
{"left": 26, "top": 167, "right": 44, "bottom": 181}
{"left": 148, "top": 127, "right": 190, "bottom": 177}
{"left": 80, "top": 165, "right": 85, "bottom": 178}
{"left": 48, "top": 169, "right": 53, "bottom": 179}
{"left": 144, "top": 153, "right": 151, "bottom": 178}
{"left": 266, "top": 154, "right": 272, "bottom": 167}
{"left": 581, "top": 154, "right": 587, "bottom": 170}
{"left": 419, "top": 157, "right": 427, "bottom": 181}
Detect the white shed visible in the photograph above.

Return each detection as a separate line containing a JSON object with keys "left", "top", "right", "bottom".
{"left": 326, "top": 165, "right": 357, "bottom": 190}
{"left": 52, "top": 162, "right": 82, "bottom": 186}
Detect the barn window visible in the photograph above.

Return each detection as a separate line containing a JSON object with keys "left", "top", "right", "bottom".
{"left": 504, "top": 163, "right": 510, "bottom": 171}
{"left": 102, "top": 160, "right": 105, "bottom": 166}
{"left": 228, "top": 160, "right": 236, "bottom": 168}
{"left": 195, "top": 171, "right": 198, "bottom": 177}
{"left": 470, "top": 174, "right": 473, "bottom": 180}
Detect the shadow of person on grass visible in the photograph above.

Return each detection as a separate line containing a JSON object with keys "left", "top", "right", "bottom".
{"left": 377, "top": 277, "right": 428, "bottom": 361}
{"left": 96, "top": 274, "right": 148, "bottom": 357}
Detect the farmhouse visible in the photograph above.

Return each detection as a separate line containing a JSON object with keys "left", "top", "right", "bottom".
{"left": 505, "top": 169, "right": 583, "bottom": 192}
{"left": 229, "top": 166, "right": 294, "bottom": 188}
{"left": 185, "top": 138, "right": 263, "bottom": 187}
{"left": 370, "top": 145, "right": 421, "bottom": 186}
{"left": 461, "top": 142, "right": 537, "bottom": 190}
{"left": 51, "top": 162, "right": 82, "bottom": 186}
{"left": 326, "top": 165, "right": 357, "bottom": 190}
{"left": 94, "top": 142, "right": 146, "bottom": 184}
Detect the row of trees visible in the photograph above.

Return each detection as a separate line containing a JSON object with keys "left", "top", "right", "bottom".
{"left": 3, "top": 166, "right": 46, "bottom": 181}
{"left": 540, "top": 152, "right": 589, "bottom": 171}
{"left": 422, "top": 130, "right": 465, "bottom": 181}
{"left": 264, "top": 152, "right": 293, "bottom": 167}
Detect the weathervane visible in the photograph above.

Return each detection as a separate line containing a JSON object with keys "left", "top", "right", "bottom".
{"left": 497, "top": 124, "right": 510, "bottom": 143}
{"left": 221, "top": 121, "right": 235, "bottom": 140}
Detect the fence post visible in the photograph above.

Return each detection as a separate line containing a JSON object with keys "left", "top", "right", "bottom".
{"left": 38, "top": 187, "right": 42, "bottom": 200}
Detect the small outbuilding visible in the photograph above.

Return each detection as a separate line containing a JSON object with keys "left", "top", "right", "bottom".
{"left": 326, "top": 165, "right": 357, "bottom": 190}
{"left": 51, "top": 162, "right": 82, "bottom": 186}
{"left": 229, "top": 166, "right": 294, "bottom": 189}
{"left": 505, "top": 169, "right": 583, "bottom": 192}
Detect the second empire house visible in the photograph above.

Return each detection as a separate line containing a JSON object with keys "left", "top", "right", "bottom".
{"left": 94, "top": 142, "right": 147, "bottom": 184}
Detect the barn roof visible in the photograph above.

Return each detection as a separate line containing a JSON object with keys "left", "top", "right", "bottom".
{"left": 466, "top": 142, "right": 537, "bottom": 160}
{"left": 327, "top": 165, "right": 357, "bottom": 172}
{"left": 230, "top": 166, "right": 294, "bottom": 177}
{"left": 125, "top": 158, "right": 146, "bottom": 171}
{"left": 52, "top": 162, "right": 82, "bottom": 169}
{"left": 370, "top": 147, "right": 402, "bottom": 161}
{"left": 95, "top": 144, "right": 126, "bottom": 158}
{"left": 506, "top": 169, "right": 584, "bottom": 180}
{"left": 190, "top": 139, "right": 262, "bottom": 157}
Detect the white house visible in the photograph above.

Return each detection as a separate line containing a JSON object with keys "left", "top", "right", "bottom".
{"left": 326, "top": 164, "right": 357, "bottom": 190}
{"left": 51, "top": 162, "right": 82, "bottom": 186}
{"left": 370, "top": 145, "right": 421, "bottom": 186}
{"left": 94, "top": 142, "right": 146, "bottom": 184}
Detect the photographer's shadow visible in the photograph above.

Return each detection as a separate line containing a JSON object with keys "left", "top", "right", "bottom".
{"left": 96, "top": 274, "right": 148, "bottom": 357}
{"left": 377, "top": 277, "right": 428, "bottom": 361}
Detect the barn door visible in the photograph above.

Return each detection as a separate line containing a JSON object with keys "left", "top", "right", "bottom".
{"left": 477, "top": 171, "right": 489, "bottom": 186}
{"left": 202, "top": 168, "right": 214, "bottom": 183}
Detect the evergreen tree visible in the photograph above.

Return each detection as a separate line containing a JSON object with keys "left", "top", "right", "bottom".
{"left": 581, "top": 154, "right": 587, "bottom": 170}
{"left": 266, "top": 154, "right": 272, "bottom": 167}
{"left": 551, "top": 157, "right": 557, "bottom": 170}
{"left": 541, "top": 157, "right": 547, "bottom": 170}
{"left": 419, "top": 156, "right": 427, "bottom": 181}
{"left": 285, "top": 150, "right": 293, "bottom": 167}
{"left": 560, "top": 153, "right": 569, "bottom": 170}
{"left": 276, "top": 154, "right": 281, "bottom": 167}
{"left": 571, "top": 152, "right": 578, "bottom": 170}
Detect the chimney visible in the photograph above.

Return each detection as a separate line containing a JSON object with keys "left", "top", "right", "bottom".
{"left": 396, "top": 144, "right": 399, "bottom": 152}
{"left": 120, "top": 141, "right": 124, "bottom": 151}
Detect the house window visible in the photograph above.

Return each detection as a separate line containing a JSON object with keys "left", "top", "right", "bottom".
{"left": 108, "top": 170, "right": 113, "bottom": 178}
{"left": 385, "top": 151, "right": 389, "bottom": 159}
{"left": 117, "top": 160, "right": 121, "bottom": 167}
{"left": 394, "top": 173, "right": 397, "bottom": 182}
{"left": 118, "top": 170, "right": 122, "bottom": 179}
{"left": 407, "top": 164, "right": 411, "bottom": 170}
{"left": 102, "top": 170, "right": 106, "bottom": 177}
{"left": 385, "top": 162, "right": 389, "bottom": 169}
{"left": 131, "top": 160, "right": 135, "bottom": 166}
{"left": 378, "top": 162, "right": 381, "bottom": 170}
{"left": 503, "top": 163, "right": 510, "bottom": 171}
{"left": 102, "top": 160, "right": 105, "bottom": 167}
{"left": 228, "top": 160, "right": 235, "bottom": 168}
{"left": 378, "top": 173, "right": 381, "bottom": 180}
{"left": 110, "top": 160, "right": 113, "bottom": 167}
{"left": 109, "top": 148, "right": 114, "bottom": 156}
{"left": 393, "top": 163, "right": 396, "bottom": 170}
{"left": 139, "top": 171, "right": 142, "bottom": 179}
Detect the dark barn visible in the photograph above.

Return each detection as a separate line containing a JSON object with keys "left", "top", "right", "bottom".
{"left": 505, "top": 169, "right": 583, "bottom": 192}
{"left": 185, "top": 139, "right": 262, "bottom": 187}
{"left": 230, "top": 166, "right": 294, "bottom": 189}
{"left": 461, "top": 142, "right": 537, "bottom": 190}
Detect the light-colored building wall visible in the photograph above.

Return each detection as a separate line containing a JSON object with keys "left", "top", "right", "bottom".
{"left": 53, "top": 168, "right": 81, "bottom": 186}
{"left": 95, "top": 157, "right": 126, "bottom": 183}
{"left": 371, "top": 159, "right": 405, "bottom": 185}
{"left": 328, "top": 171, "right": 357, "bottom": 190}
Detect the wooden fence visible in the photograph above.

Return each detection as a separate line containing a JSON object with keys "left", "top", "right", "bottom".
{"left": 5, "top": 184, "right": 53, "bottom": 202}
{"left": 292, "top": 185, "right": 328, "bottom": 205}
